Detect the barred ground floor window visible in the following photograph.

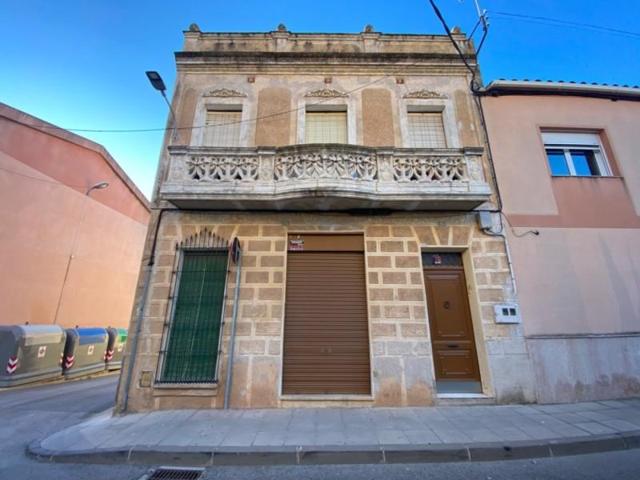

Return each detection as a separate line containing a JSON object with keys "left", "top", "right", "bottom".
{"left": 158, "top": 249, "right": 228, "bottom": 383}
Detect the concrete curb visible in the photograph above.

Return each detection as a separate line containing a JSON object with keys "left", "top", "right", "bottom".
{"left": 27, "top": 430, "right": 640, "bottom": 466}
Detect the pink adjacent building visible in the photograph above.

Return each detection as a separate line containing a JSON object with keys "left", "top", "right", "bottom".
{"left": 0, "top": 102, "right": 150, "bottom": 329}
{"left": 480, "top": 81, "right": 640, "bottom": 403}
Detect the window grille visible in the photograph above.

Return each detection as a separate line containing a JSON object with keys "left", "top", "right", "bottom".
{"left": 204, "top": 110, "right": 242, "bottom": 147}
{"left": 305, "top": 111, "right": 348, "bottom": 144}
{"left": 422, "top": 252, "right": 463, "bottom": 267}
{"left": 407, "top": 112, "right": 447, "bottom": 148}
{"left": 158, "top": 230, "right": 230, "bottom": 384}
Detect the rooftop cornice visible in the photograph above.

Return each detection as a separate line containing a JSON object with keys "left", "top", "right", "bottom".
{"left": 175, "top": 51, "right": 476, "bottom": 65}
{"left": 182, "top": 30, "right": 469, "bottom": 41}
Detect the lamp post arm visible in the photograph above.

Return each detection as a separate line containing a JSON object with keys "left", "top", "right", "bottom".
{"left": 161, "top": 91, "right": 179, "bottom": 142}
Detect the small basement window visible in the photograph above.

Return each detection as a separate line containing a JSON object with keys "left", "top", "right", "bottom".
{"left": 542, "top": 132, "right": 611, "bottom": 177}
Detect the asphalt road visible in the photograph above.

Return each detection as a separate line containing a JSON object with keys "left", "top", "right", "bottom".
{"left": 0, "top": 375, "right": 639, "bottom": 480}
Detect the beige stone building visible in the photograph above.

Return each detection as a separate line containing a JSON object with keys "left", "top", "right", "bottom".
{"left": 116, "top": 26, "right": 535, "bottom": 412}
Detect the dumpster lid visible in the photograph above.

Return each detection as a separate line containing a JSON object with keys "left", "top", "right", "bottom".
{"left": 16, "top": 325, "right": 66, "bottom": 346}
{"left": 75, "top": 327, "right": 108, "bottom": 345}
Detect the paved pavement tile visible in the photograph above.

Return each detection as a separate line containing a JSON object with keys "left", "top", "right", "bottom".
{"left": 32, "top": 397, "right": 640, "bottom": 455}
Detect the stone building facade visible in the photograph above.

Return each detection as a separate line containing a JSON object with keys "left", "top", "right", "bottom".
{"left": 116, "top": 26, "right": 535, "bottom": 412}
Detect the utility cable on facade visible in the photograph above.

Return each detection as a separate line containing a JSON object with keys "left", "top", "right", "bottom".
{"left": 30, "top": 58, "right": 476, "bottom": 135}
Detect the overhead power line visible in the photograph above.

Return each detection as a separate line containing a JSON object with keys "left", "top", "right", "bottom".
{"left": 32, "top": 55, "right": 476, "bottom": 136}
{"left": 491, "top": 10, "right": 640, "bottom": 39}
{"left": 0, "top": 165, "right": 111, "bottom": 188}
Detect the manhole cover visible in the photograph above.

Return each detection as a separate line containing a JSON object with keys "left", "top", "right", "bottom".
{"left": 142, "top": 467, "right": 205, "bottom": 480}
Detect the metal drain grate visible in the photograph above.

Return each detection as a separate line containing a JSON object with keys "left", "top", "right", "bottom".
{"left": 144, "top": 467, "right": 204, "bottom": 480}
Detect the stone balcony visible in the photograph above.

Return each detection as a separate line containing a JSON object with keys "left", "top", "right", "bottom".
{"left": 160, "top": 144, "right": 491, "bottom": 210}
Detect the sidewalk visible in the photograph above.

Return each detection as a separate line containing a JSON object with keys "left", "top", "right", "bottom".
{"left": 29, "top": 398, "right": 640, "bottom": 466}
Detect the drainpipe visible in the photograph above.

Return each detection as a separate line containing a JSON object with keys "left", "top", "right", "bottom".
{"left": 118, "top": 208, "right": 169, "bottom": 413}
{"left": 223, "top": 248, "right": 242, "bottom": 409}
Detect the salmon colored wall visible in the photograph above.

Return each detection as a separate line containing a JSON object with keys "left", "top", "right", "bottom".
{"left": 0, "top": 112, "right": 149, "bottom": 224}
{"left": 482, "top": 95, "right": 640, "bottom": 220}
{"left": 0, "top": 152, "right": 148, "bottom": 328}
{"left": 0, "top": 110, "right": 150, "bottom": 329}
{"left": 483, "top": 95, "right": 640, "bottom": 335}
{"left": 507, "top": 227, "right": 640, "bottom": 335}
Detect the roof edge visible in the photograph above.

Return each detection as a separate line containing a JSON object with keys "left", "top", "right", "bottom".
{"left": 480, "top": 80, "right": 640, "bottom": 102}
{"left": 0, "top": 102, "right": 150, "bottom": 210}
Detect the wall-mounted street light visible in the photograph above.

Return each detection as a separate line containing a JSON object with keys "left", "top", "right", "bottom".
{"left": 86, "top": 181, "right": 109, "bottom": 196}
{"left": 120, "top": 71, "right": 179, "bottom": 411}
{"left": 145, "top": 71, "right": 177, "bottom": 139}
{"left": 145, "top": 71, "right": 167, "bottom": 93}
{"left": 53, "top": 180, "right": 111, "bottom": 325}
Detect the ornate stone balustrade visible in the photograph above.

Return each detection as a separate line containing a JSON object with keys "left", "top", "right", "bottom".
{"left": 161, "top": 144, "right": 491, "bottom": 210}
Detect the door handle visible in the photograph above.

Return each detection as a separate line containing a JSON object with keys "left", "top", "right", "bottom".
{"left": 447, "top": 344, "right": 459, "bottom": 349}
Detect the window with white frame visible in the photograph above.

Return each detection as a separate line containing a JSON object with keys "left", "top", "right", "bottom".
{"left": 304, "top": 109, "right": 347, "bottom": 144}
{"left": 542, "top": 132, "right": 611, "bottom": 177}
{"left": 407, "top": 110, "right": 447, "bottom": 148}
{"left": 204, "top": 108, "right": 242, "bottom": 147}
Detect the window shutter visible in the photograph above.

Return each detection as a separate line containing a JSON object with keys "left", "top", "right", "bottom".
{"left": 160, "top": 250, "right": 228, "bottom": 383}
{"left": 407, "top": 112, "right": 447, "bottom": 148}
{"left": 305, "top": 111, "right": 347, "bottom": 144}
{"left": 204, "top": 110, "right": 242, "bottom": 147}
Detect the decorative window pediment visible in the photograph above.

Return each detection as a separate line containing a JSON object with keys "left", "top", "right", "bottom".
{"left": 403, "top": 89, "right": 447, "bottom": 99}
{"left": 305, "top": 88, "right": 348, "bottom": 98}
{"left": 203, "top": 88, "right": 247, "bottom": 98}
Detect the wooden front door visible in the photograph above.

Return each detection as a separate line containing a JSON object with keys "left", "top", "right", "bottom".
{"left": 423, "top": 253, "right": 481, "bottom": 389}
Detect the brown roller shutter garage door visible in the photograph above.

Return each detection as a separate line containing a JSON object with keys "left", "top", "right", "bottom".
{"left": 283, "top": 234, "right": 371, "bottom": 395}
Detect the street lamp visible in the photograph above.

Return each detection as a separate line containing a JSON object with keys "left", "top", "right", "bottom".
{"left": 145, "top": 71, "right": 177, "bottom": 136}
{"left": 86, "top": 181, "right": 109, "bottom": 195}
{"left": 53, "top": 180, "right": 110, "bottom": 325}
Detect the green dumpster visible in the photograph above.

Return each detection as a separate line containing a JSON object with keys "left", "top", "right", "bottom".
{"left": 105, "top": 328, "right": 127, "bottom": 370}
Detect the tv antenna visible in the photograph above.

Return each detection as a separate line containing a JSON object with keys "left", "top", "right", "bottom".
{"left": 469, "top": 0, "right": 490, "bottom": 54}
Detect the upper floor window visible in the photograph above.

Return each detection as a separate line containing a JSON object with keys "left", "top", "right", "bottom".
{"left": 407, "top": 110, "right": 447, "bottom": 148}
{"left": 204, "top": 108, "right": 242, "bottom": 147}
{"left": 542, "top": 132, "right": 611, "bottom": 177}
{"left": 305, "top": 108, "right": 347, "bottom": 144}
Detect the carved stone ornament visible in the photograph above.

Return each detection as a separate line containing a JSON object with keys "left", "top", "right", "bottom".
{"left": 304, "top": 88, "right": 348, "bottom": 98}
{"left": 203, "top": 88, "right": 247, "bottom": 98}
{"left": 403, "top": 89, "right": 447, "bottom": 99}
{"left": 274, "top": 152, "right": 378, "bottom": 181}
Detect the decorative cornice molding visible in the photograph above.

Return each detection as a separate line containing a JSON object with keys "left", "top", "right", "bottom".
{"left": 403, "top": 89, "right": 447, "bottom": 99}
{"left": 203, "top": 88, "right": 247, "bottom": 98}
{"left": 304, "top": 88, "right": 348, "bottom": 98}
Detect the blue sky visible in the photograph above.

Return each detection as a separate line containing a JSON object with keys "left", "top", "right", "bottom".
{"left": 2, "top": 0, "right": 639, "bottom": 198}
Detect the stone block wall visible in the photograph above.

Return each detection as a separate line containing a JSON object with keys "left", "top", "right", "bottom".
{"left": 119, "top": 211, "right": 536, "bottom": 412}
